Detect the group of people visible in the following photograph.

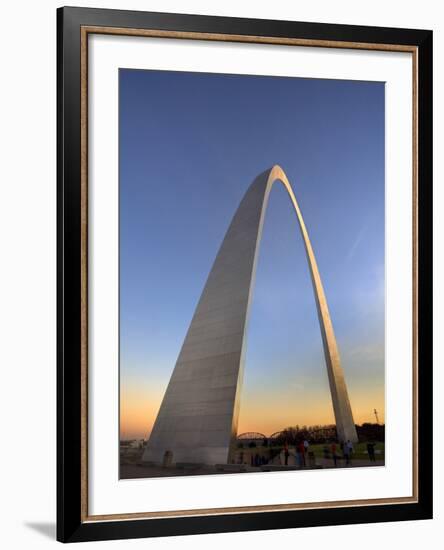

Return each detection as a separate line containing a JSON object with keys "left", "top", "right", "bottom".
{"left": 278, "top": 439, "right": 379, "bottom": 468}
{"left": 283, "top": 439, "right": 309, "bottom": 466}
{"left": 282, "top": 439, "right": 355, "bottom": 468}
{"left": 326, "top": 439, "right": 354, "bottom": 466}
{"left": 250, "top": 453, "right": 269, "bottom": 467}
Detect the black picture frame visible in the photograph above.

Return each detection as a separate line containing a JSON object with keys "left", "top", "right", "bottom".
{"left": 57, "top": 6, "right": 433, "bottom": 543}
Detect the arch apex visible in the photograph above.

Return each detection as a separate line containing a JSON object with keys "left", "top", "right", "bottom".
{"left": 267, "top": 164, "right": 287, "bottom": 180}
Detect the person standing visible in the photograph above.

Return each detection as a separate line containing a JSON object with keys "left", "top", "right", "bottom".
{"left": 367, "top": 442, "right": 376, "bottom": 462}
{"left": 295, "top": 443, "right": 303, "bottom": 467}
{"left": 303, "top": 439, "right": 309, "bottom": 462}
{"left": 331, "top": 441, "right": 338, "bottom": 467}
{"left": 346, "top": 440, "right": 354, "bottom": 464}
{"left": 343, "top": 441, "right": 350, "bottom": 465}
{"left": 284, "top": 442, "right": 289, "bottom": 466}
{"left": 298, "top": 440, "right": 306, "bottom": 466}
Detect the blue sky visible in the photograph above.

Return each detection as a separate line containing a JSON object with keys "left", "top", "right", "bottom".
{"left": 119, "top": 69, "right": 385, "bottom": 439}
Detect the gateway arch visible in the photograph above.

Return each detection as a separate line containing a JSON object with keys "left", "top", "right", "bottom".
{"left": 143, "top": 165, "right": 358, "bottom": 466}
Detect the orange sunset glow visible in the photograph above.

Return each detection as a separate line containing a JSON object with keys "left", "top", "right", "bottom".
{"left": 120, "top": 379, "right": 385, "bottom": 440}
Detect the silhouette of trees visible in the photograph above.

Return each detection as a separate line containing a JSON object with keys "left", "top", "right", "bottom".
{"left": 356, "top": 423, "right": 385, "bottom": 441}
{"left": 269, "top": 423, "right": 384, "bottom": 445}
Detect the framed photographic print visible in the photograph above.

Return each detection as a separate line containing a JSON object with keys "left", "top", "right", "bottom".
{"left": 57, "top": 6, "right": 433, "bottom": 543}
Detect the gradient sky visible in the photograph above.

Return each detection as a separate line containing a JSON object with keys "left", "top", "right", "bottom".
{"left": 119, "top": 69, "right": 385, "bottom": 440}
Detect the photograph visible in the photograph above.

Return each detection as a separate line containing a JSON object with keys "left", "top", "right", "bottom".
{"left": 118, "top": 68, "right": 386, "bottom": 479}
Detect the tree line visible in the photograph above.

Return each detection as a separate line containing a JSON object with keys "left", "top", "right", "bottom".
{"left": 271, "top": 423, "right": 384, "bottom": 445}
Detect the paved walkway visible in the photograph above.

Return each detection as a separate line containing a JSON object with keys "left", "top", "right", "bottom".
{"left": 318, "top": 458, "right": 383, "bottom": 469}
{"left": 120, "top": 458, "right": 384, "bottom": 479}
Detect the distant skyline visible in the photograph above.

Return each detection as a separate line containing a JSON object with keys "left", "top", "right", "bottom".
{"left": 119, "top": 69, "right": 385, "bottom": 440}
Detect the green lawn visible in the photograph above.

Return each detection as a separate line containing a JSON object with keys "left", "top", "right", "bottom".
{"left": 260, "top": 442, "right": 385, "bottom": 462}
{"left": 305, "top": 442, "right": 385, "bottom": 461}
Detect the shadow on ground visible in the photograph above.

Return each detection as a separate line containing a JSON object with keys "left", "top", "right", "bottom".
{"left": 24, "top": 522, "right": 56, "bottom": 540}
